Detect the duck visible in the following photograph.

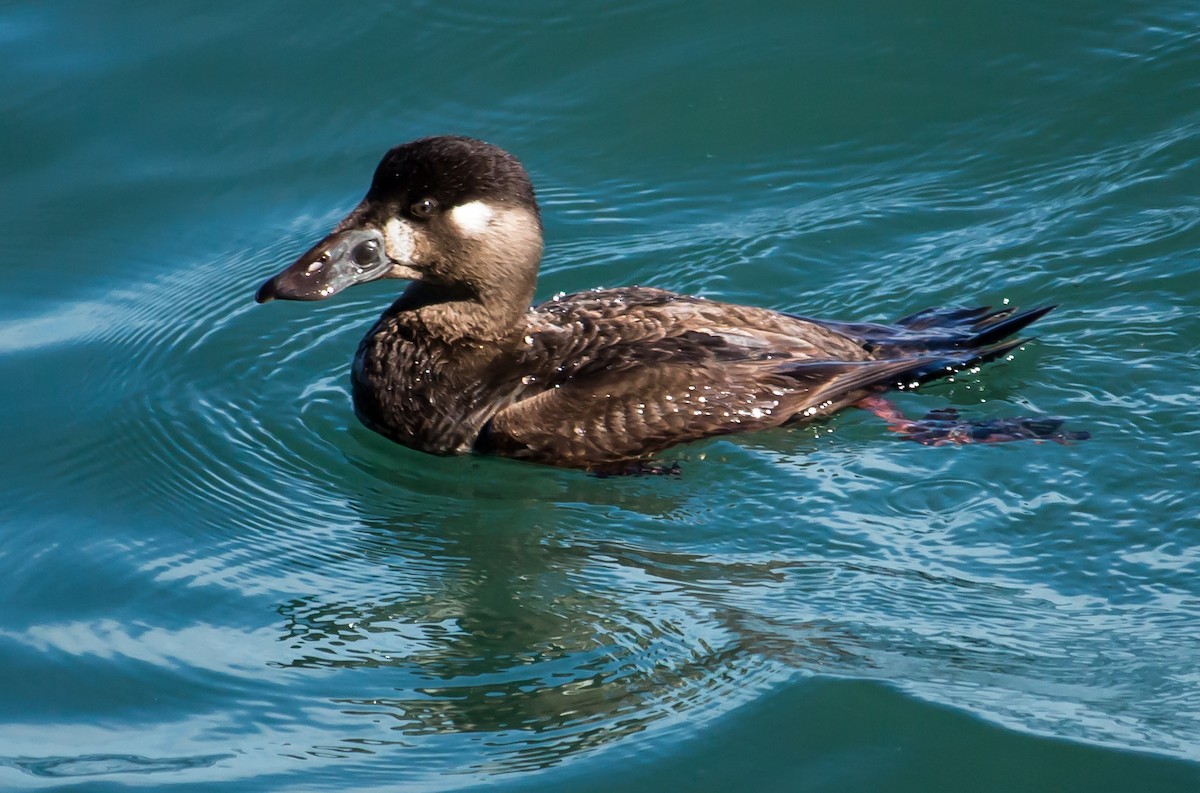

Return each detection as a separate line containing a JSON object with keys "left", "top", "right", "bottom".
{"left": 255, "top": 135, "right": 1082, "bottom": 473}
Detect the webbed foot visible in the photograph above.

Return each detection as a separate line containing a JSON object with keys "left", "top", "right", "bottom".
{"left": 896, "top": 407, "right": 1091, "bottom": 445}
{"left": 856, "top": 395, "right": 1090, "bottom": 446}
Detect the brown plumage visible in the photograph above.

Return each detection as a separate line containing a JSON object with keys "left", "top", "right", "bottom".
{"left": 256, "top": 136, "right": 1070, "bottom": 472}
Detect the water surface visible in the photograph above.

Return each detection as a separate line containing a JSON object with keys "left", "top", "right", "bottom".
{"left": 2, "top": 1, "right": 1199, "bottom": 790}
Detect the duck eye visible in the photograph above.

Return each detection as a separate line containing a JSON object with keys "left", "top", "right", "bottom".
{"left": 350, "top": 238, "right": 380, "bottom": 265}
{"left": 411, "top": 197, "right": 438, "bottom": 218}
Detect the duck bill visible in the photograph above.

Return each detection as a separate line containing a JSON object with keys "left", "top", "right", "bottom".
{"left": 255, "top": 227, "right": 393, "bottom": 303}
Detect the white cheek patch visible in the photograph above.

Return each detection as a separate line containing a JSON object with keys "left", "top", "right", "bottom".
{"left": 449, "top": 200, "right": 495, "bottom": 238}
{"left": 384, "top": 217, "right": 415, "bottom": 263}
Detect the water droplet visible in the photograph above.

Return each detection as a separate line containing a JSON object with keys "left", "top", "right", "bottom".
{"left": 520, "top": 374, "right": 536, "bottom": 385}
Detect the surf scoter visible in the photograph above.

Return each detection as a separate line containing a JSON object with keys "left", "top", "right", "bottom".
{"left": 256, "top": 135, "right": 1083, "bottom": 472}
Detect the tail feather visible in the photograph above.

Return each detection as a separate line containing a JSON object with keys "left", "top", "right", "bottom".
{"left": 894, "top": 305, "right": 994, "bottom": 329}
{"left": 888, "top": 335, "right": 1035, "bottom": 389}
{"left": 962, "top": 305, "right": 1055, "bottom": 348}
{"left": 874, "top": 304, "right": 1055, "bottom": 356}
{"left": 776, "top": 335, "right": 1035, "bottom": 410}
{"left": 908, "top": 336, "right": 1032, "bottom": 382}
{"left": 776, "top": 302, "right": 1056, "bottom": 413}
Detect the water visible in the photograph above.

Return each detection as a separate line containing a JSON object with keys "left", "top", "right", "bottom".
{"left": 2, "top": 1, "right": 1199, "bottom": 790}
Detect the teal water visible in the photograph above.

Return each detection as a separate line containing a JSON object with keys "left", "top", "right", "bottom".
{"left": 2, "top": 1, "right": 1199, "bottom": 790}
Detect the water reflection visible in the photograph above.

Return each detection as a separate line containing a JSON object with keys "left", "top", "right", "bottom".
{"left": 1, "top": 753, "right": 233, "bottom": 779}
{"left": 267, "top": 497, "right": 861, "bottom": 771}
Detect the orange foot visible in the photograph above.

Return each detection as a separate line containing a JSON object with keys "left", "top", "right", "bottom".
{"left": 856, "top": 395, "right": 1090, "bottom": 446}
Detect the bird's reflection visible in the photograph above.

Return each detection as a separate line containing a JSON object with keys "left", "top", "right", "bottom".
{"left": 269, "top": 464, "right": 856, "bottom": 771}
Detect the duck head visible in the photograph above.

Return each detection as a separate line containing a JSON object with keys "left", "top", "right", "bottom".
{"left": 255, "top": 136, "right": 543, "bottom": 306}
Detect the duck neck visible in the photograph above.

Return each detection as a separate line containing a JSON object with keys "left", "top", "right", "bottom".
{"left": 387, "top": 276, "right": 535, "bottom": 343}
{"left": 353, "top": 275, "right": 535, "bottom": 453}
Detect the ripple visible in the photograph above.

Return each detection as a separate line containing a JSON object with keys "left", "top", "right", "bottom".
{"left": 263, "top": 534, "right": 828, "bottom": 772}
{"left": 6, "top": 4, "right": 1200, "bottom": 784}
{"left": 1, "top": 752, "right": 232, "bottom": 778}
{"left": 404, "top": 0, "right": 683, "bottom": 35}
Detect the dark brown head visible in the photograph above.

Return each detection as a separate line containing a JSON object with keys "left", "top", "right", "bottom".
{"left": 255, "top": 136, "right": 543, "bottom": 305}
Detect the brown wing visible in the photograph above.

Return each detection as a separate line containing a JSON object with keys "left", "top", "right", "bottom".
{"left": 481, "top": 288, "right": 945, "bottom": 468}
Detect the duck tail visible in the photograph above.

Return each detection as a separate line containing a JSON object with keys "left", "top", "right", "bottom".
{"left": 896, "top": 303, "right": 1054, "bottom": 341}
{"left": 953, "top": 305, "right": 1055, "bottom": 348}
{"left": 904, "top": 335, "right": 1032, "bottom": 386}
{"left": 873, "top": 304, "right": 1055, "bottom": 358}
{"left": 777, "top": 334, "right": 1030, "bottom": 401}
